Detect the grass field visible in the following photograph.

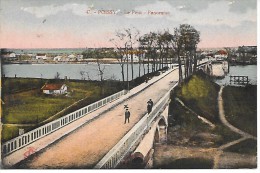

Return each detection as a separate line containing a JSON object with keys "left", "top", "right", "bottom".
{"left": 168, "top": 100, "right": 240, "bottom": 148}
{"left": 154, "top": 156, "right": 214, "bottom": 169}
{"left": 224, "top": 139, "right": 257, "bottom": 155}
{"left": 2, "top": 78, "right": 124, "bottom": 142}
{"left": 167, "top": 71, "right": 240, "bottom": 147}
{"left": 3, "top": 81, "right": 101, "bottom": 124}
{"left": 222, "top": 85, "right": 257, "bottom": 136}
{"left": 175, "top": 71, "right": 220, "bottom": 123}
{"left": 1, "top": 125, "right": 36, "bottom": 143}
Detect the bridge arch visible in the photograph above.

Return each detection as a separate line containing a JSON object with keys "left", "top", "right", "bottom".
{"left": 130, "top": 114, "right": 169, "bottom": 168}
{"left": 154, "top": 116, "right": 168, "bottom": 144}
{"left": 154, "top": 127, "right": 160, "bottom": 144}
{"left": 158, "top": 116, "right": 167, "bottom": 126}
{"left": 131, "top": 152, "right": 145, "bottom": 168}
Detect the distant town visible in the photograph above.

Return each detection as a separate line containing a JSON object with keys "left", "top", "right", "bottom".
{"left": 0, "top": 46, "right": 257, "bottom": 65}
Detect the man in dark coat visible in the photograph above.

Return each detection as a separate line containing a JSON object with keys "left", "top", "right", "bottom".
{"left": 147, "top": 99, "right": 154, "bottom": 114}
{"left": 124, "top": 108, "right": 130, "bottom": 124}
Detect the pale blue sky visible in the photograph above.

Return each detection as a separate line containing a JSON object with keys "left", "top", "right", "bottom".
{"left": 0, "top": 0, "right": 257, "bottom": 48}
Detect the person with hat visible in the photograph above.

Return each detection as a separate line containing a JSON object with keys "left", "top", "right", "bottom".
{"left": 124, "top": 108, "right": 131, "bottom": 124}
{"left": 147, "top": 99, "right": 154, "bottom": 114}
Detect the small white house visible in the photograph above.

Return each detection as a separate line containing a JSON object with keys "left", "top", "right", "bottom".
{"left": 76, "top": 54, "right": 83, "bottom": 61}
{"left": 9, "top": 53, "right": 16, "bottom": 58}
{"left": 214, "top": 50, "right": 228, "bottom": 61}
{"left": 123, "top": 54, "right": 144, "bottom": 62}
{"left": 36, "top": 54, "right": 47, "bottom": 60}
{"left": 53, "top": 55, "right": 62, "bottom": 61}
{"left": 41, "top": 84, "right": 68, "bottom": 95}
{"left": 68, "top": 54, "right": 76, "bottom": 61}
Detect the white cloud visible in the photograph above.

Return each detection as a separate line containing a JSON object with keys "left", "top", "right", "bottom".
{"left": 20, "top": 0, "right": 256, "bottom": 28}
{"left": 125, "top": 1, "right": 172, "bottom": 19}
{"left": 177, "top": 0, "right": 257, "bottom": 27}
{"left": 128, "top": 0, "right": 256, "bottom": 27}
{"left": 21, "top": 3, "right": 89, "bottom": 18}
{"left": 228, "top": 1, "right": 235, "bottom": 5}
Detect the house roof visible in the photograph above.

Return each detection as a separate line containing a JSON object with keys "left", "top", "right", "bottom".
{"left": 216, "top": 50, "right": 227, "bottom": 55}
{"left": 41, "top": 84, "right": 65, "bottom": 90}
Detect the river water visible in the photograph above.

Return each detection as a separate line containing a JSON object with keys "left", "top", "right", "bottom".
{"left": 2, "top": 63, "right": 155, "bottom": 81}
{"left": 2, "top": 63, "right": 256, "bottom": 84}
{"left": 214, "top": 65, "right": 257, "bottom": 85}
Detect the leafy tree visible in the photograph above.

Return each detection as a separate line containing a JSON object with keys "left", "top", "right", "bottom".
{"left": 124, "top": 27, "right": 140, "bottom": 81}
{"left": 171, "top": 24, "right": 200, "bottom": 84}
{"left": 109, "top": 31, "right": 128, "bottom": 83}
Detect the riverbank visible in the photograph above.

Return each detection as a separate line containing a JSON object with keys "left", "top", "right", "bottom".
{"left": 3, "top": 58, "right": 178, "bottom": 65}
{"left": 154, "top": 71, "right": 257, "bottom": 169}
{"left": 4, "top": 58, "right": 121, "bottom": 65}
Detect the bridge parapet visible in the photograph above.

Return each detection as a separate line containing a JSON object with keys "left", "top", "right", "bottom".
{"left": 2, "top": 90, "right": 127, "bottom": 156}
{"left": 94, "top": 82, "right": 178, "bottom": 169}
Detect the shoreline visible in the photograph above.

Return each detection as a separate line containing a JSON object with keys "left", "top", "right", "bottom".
{"left": 2, "top": 61, "right": 178, "bottom": 65}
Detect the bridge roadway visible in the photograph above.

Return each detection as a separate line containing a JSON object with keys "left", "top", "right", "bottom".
{"left": 14, "top": 68, "right": 179, "bottom": 169}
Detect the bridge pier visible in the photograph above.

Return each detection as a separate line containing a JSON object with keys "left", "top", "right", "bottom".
{"left": 154, "top": 105, "right": 169, "bottom": 144}
{"left": 129, "top": 104, "right": 170, "bottom": 168}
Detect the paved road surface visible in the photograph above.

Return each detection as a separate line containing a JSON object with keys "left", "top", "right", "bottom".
{"left": 16, "top": 69, "right": 179, "bottom": 169}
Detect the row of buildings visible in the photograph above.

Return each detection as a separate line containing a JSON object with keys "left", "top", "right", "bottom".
{"left": 1, "top": 53, "right": 84, "bottom": 63}
{"left": 1, "top": 46, "right": 257, "bottom": 64}
{"left": 198, "top": 46, "right": 257, "bottom": 64}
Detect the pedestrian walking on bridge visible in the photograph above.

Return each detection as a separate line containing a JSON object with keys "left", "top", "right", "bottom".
{"left": 147, "top": 99, "right": 154, "bottom": 114}
{"left": 124, "top": 108, "right": 131, "bottom": 124}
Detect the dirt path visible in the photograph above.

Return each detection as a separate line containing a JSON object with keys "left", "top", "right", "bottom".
{"left": 218, "top": 86, "right": 256, "bottom": 139}
{"left": 156, "top": 86, "right": 257, "bottom": 169}
{"left": 213, "top": 86, "right": 257, "bottom": 168}
{"left": 154, "top": 145, "right": 256, "bottom": 169}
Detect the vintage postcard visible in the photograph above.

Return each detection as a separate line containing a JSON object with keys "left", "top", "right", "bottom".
{"left": 0, "top": 0, "right": 257, "bottom": 170}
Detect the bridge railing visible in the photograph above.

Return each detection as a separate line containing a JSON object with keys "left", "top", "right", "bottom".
{"left": 2, "top": 90, "right": 127, "bottom": 156}
{"left": 94, "top": 82, "right": 178, "bottom": 169}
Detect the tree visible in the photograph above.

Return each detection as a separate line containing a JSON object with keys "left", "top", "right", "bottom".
{"left": 124, "top": 27, "right": 140, "bottom": 81}
{"left": 157, "top": 30, "right": 173, "bottom": 70}
{"left": 110, "top": 32, "right": 127, "bottom": 83}
{"left": 170, "top": 27, "right": 184, "bottom": 84}
{"left": 79, "top": 70, "right": 91, "bottom": 80}
{"left": 96, "top": 58, "right": 105, "bottom": 82}
{"left": 156, "top": 32, "right": 165, "bottom": 70}
{"left": 139, "top": 32, "right": 157, "bottom": 74}
{"left": 54, "top": 72, "right": 60, "bottom": 79}
{"left": 171, "top": 24, "right": 200, "bottom": 83}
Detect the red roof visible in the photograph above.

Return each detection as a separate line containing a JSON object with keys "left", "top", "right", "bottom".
{"left": 217, "top": 50, "right": 228, "bottom": 55}
{"left": 42, "top": 84, "right": 64, "bottom": 90}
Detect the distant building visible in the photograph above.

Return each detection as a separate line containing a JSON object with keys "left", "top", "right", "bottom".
{"left": 53, "top": 55, "right": 62, "bottom": 61}
{"left": 214, "top": 50, "right": 228, "bottom": 60}
{"left": 9, "top": 53, "right": 16, "bottom": 58}
{"left": 41, "top": 84, "right": 68, "bottom": 95}
{"left": 237, "top": 46, "right": 257, "bottom": 57}
{"left": 36, "top": 53, "right": 47, "bottom": 60}
{"left": 76, "top": 54, "right": 83, "bottom": 61}
{"left": 68, "top": 54, "right": 76, "bottom": 61}
{"left": 1, "top": 52, "right": 18, "bottom": 61}
{"left": 123, "top": 50, "right": 145, "bottom": 62}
